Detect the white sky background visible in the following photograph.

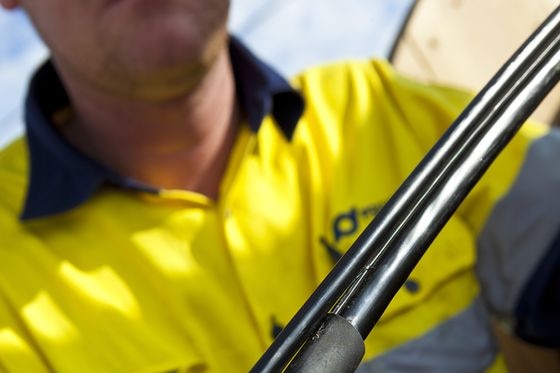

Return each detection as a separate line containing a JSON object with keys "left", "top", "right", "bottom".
{"left": 0, "top": 0, "right": 413, "bottom": 148}
{"left": 0, "top": 9, "right": 47, "bottom": 147}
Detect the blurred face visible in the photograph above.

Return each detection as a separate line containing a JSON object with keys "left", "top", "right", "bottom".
{"left": 15, "top": 0, "right": 231, "bottom": 99}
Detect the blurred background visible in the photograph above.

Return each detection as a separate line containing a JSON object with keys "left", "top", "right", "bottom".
{"left": 1, "top": 0, "right": 558, "bottom": 148}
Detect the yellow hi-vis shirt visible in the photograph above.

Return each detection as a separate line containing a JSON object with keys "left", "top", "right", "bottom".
{"left": 0, "top": 59, "right": 548, "bottom": 372}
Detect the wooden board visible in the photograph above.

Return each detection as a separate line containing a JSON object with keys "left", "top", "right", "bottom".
{"left": 391, "top": 0, "right": 560, "bottom": 125}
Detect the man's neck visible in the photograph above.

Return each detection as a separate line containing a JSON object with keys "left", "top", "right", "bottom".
{"left": 58, "top": 48, "right": 240, "bottom": 199}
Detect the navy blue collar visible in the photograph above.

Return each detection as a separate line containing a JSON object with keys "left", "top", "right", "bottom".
{"left": 21, "top": 36, "right": 304, "bottom": 220}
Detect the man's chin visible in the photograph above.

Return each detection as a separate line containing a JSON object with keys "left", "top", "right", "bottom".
{"left": 94, "top": 49, "right": 215, "bottom": 102}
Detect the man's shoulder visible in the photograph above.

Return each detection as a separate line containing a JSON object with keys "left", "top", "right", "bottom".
{"left": 0, "top": 136, "right": 29, "bottom": 182}
{"left": 0, "top": 137, "right": 29, "bottom": 221}
{"left": 291, "top": 58, "right": 393, "bottom": 95}
{"left": 289, "top": 58, "right": 400, "bottom": 136}
{"left": 0, "top": 139, "right": 33, "bottom": 282}
{"left": 291, "top": 58, "right": 473, "bottom": 120}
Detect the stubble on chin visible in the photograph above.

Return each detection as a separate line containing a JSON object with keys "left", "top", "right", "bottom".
{"left": 90, "top": 7, "right": 230, "bottom": 102}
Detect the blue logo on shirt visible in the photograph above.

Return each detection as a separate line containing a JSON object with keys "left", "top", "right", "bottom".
{"left": 319, "top": 203, "right": 384, "bottom": 263}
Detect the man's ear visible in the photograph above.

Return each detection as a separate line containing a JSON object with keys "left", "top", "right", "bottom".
{"left": 0, "top": 0, "right": 19, "bottom": 10}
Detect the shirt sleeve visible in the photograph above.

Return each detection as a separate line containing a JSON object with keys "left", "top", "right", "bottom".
{"left": 515, "top": 227, "right": 560, "bottom": 347}
{"left": 476, "top": 129, "right": 560, "bottom": 347}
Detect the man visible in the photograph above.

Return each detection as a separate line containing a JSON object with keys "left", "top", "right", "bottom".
{"left": 0, "top": 1, "right": 558, "bottom": 372}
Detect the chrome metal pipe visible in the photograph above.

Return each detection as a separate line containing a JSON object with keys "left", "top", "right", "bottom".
{"left": 250, "top": 5, "right": 560, "bottom": 372}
